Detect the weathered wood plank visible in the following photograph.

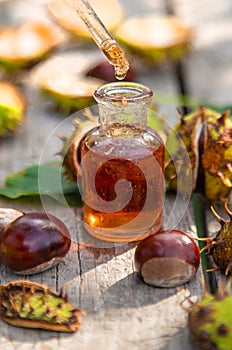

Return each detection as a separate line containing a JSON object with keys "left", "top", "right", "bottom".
{"left": 0, "top": 197, "right": 202, "bottom": 350}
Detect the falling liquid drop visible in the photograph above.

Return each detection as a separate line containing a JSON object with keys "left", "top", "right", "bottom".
{"left": 114, "top": 66, "right": 128, "bottom": 80}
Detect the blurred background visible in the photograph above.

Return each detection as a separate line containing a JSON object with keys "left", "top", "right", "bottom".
{"left": 0, "top": 0, "right": 232, "bottom": 174}
{"left": 1, "top": 0, "right": 232, "bottom": 113}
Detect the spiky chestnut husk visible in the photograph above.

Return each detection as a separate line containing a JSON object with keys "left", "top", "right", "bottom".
{"left": 0, "top": 21, "right": 65, "bottom": 71}
{"left": 200, "top": 202, "right": 232, "bottom": 275}
{"left": 42, "top": 84, "right": 99, "bottom": 112}
{"left": 188, "top": 284, "right": 232, "bottom": 350}
{"left": 0, "top": 280, "right": 85, "bottom": 332}
{"left": 165, "top": 106, "right": 232, "bottom": 202}
{"left": 115, "top": 15, "right": 193, "bottom": 65}
{"left": 0, "top": 82, "right": 26, "bottom": 136}
{"left": 29, "top": 52, "right": 105, "bottom": 112}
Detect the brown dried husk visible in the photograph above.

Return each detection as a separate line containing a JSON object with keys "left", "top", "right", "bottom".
{"left": 0, "top": 280, "right": 85, "bottom": 332}
{"left": 165, "top": 106, "right": 232, "bottom": 202}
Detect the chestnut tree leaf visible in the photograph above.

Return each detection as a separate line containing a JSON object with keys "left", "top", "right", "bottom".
{"left": 0, "top": 163, "right": 82, "bottom": 207}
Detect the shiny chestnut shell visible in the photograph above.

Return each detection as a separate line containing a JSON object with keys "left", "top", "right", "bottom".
{"left": 134, "top": 230, "right": 200, "bottom": 288}
{"left": 0, "top": 212, "right": 71, "bottom": 274}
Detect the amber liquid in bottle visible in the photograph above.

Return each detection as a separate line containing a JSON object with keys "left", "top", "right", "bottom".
{"left": 78, "top": 124, "right": 164, "bottom": 242}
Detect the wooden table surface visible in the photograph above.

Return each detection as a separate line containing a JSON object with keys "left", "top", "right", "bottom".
{"left": 0, "top": 0, "right": 231, "bottom": 349}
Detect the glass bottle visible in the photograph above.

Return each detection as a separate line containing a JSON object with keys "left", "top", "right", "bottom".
{"left": 78, "top": 82, "right": 164, "bottom": 242}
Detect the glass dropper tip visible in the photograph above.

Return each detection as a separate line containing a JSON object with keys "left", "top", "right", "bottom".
{"left": 64, "top": 0, "right": 130, "bottom": 80}
{"left": 114, "top": 60, "right": 130, "bottom": 80}
{"left": 100, "top": 39, "right": 129, "bottom": 80}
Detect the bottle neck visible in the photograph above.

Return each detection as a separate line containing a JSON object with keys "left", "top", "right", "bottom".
{"left": 94, "top": 82, "right": 153, "bottom": 131}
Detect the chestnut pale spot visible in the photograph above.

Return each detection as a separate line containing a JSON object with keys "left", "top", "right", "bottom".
{"left": 134, "top": 230, "right": 200, "bottom": 287}
{"left": 141, "top": 257, "right": 195, "bottom": 287}
{"left": 0, "top": 208, "right": 23, "bottom": 232}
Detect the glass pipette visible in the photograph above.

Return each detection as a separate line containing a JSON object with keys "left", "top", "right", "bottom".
{"left": 64, "top": 0, "right": 129, "bottom": 80}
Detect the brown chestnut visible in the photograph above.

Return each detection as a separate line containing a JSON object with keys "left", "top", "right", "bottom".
{"left": 134, "top": 230, "right": 200, "bottom": 288}
{"left": 0, "top": 212, "right": 71, "bottom": 275}
{"left": 86, "top": 60, "right": 136, "bottom": 82}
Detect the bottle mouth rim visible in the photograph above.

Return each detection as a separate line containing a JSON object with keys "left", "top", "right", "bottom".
{"left": 94, "top": 82, "right": 153, "bottom": 104}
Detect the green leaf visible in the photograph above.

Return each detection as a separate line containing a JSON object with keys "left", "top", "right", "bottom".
{"left": 0, "top": 163, "right": 82, "bottom": 207}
